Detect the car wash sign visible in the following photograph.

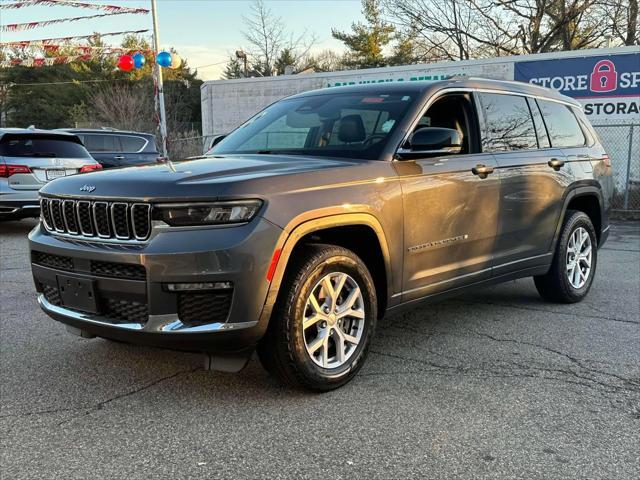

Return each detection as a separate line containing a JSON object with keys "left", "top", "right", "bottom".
{"left": 515, "top": 53, "right": 640, "bottom": 121}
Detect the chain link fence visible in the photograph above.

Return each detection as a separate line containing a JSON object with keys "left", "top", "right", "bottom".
{"left": 593, "top": 123, "right": 639, "bottom": 212}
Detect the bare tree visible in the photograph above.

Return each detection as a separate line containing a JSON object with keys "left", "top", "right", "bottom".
{"left": 85, "top": 83, "right": 155, "bottom": 132}
{"left": 241, "top": 0, "right": 316, "bottom": 76}
{"left": 598, "top": 0, "right": 639, "bottom": 45}
{"left": 384, "top": 0, "right": 635, "bottom": 60}
{"left": 382, "top": 0, "right": 517, "bottom": 61}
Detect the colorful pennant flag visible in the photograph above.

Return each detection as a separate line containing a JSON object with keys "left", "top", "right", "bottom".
{"left": 0, "top": 29, "right": 150, "bottom": 47}
{"left": 0, "top": 0, "right": 148, "bottom": 14}
{"left": 1, "top": 11, "right": 147, "bottom": 32}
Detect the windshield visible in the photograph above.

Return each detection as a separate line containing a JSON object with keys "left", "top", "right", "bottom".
{"left": 211, "top": 92, "right": 416, "bottom": 160}
{"left": 0, "top": 134, "right": 92, "bottom": 159}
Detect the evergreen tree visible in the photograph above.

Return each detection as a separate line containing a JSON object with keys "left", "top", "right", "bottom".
{"left": 274, "top": 48, "right": 297, "bottom": 75}
{"left": 222, "top": 56, "right": 245, "bottom": 79}
{"left": 331, "top": 0, "right": 395, "bottom": 69}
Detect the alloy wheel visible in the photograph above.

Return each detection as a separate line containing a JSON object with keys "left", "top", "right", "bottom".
{"left": 566, "top": 226, "right": 592, "bottom": 289}
{"left": 302, "top": 272, "right": 365, "bottom": 369}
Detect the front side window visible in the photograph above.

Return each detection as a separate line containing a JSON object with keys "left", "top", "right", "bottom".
{"left": 537, "top": 100, "right": 586, "bottom": 148}
{"left": 0, "top": 134, "right": 91, "bottom": 158}
{"left": 212, "top": 92, "right": 416, "bottom": 160}
{"left": 478, "top": 93, "right": 538, "bottom": 152}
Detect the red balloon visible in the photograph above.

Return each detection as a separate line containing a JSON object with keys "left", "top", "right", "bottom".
{"left": 117, "top": 55, "right": 134, "bottom": 71}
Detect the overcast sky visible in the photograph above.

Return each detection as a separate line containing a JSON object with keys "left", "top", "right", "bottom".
{"left": 0, "top": 0, "right": 364, "bottom": 79}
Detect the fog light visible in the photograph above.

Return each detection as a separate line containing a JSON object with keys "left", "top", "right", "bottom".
{"left": 165, "top": 282, "right": 232, "bottom": 291}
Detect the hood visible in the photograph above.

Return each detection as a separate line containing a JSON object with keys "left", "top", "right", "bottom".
{"left": 39, "top": 154, "right": 360, "bottom": 200}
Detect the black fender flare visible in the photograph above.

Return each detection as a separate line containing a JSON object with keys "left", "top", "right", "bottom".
{"left": 550, "top": 183, "right": 604, "bottom": 252}
{"left": 256, "top": 212, "right": 393, "bottom": 329}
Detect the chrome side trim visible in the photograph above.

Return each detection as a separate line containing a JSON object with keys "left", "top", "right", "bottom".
{"left": 38, "top": 296, "right": 257, "bottom": 333}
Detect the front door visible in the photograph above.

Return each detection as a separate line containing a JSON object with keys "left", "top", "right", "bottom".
{"left": 396, "top": 93, "right": 501, "bottom": 302}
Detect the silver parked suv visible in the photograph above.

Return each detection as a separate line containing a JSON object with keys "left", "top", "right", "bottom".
{"left": 0, "top": 129, "right": 101, "bottom": 220}
{"left": 29, "top": 78, "right": 613, "bottom": 390}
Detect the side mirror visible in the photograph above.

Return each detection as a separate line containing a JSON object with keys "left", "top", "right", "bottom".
{"left": 398, "top": 127, "right": 463, "bottom": 158}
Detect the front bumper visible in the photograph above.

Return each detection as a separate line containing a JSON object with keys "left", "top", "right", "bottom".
{"left": 29, "top": 217, "right": 283, "bottom": 353}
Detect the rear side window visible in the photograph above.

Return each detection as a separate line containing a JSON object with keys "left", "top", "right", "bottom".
{"left": 119, "top": 135, "right": 146, "bottom": 152}
{"left": 527, "top": 98, "right": 551, "bottom": 149}
{"left": 83, "top": 134, "right": 120, "bottom": 152}
{"left": 537, "top": 100, "right": 586, "bottom": 148}
{"left": 478, "top": 93, "right": 538, "bottom": 152}
{"left": 0, "top": 134, "right": 91, "bottom": 158}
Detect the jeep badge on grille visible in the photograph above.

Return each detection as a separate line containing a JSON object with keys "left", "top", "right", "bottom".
{"left": 80, "top": 185, "right": 96, "bottom": 193}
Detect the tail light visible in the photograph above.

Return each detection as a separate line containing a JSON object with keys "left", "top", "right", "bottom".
{"left": 0, "top": 164, "right": 31, "bottom": 177}
{"left": 79, "top": 164, "right": 102, "bottom": 173}
{"left": 156, "top": 156, "right": 167, "bottom": 164}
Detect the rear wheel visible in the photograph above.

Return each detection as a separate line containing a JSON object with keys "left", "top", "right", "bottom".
{"left": 257, "top": 244, "right": 377, "bottom": 391}
{"left": 534, "top": 210, "right": 597, "bottom": 303}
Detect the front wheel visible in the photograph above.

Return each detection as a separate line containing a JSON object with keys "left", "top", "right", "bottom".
{"left": 534, "top": 210, "right": 598, "bottom": 303}
{"left": 257, "top": 244, "right": 377, "bottom": 391}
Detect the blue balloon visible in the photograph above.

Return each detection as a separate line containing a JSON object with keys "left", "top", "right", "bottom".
{"left": 133, "top": 52, "right": 146, "bottom": 69}
{"left": 156, "top": 51, "right": 172, "bottom": 68}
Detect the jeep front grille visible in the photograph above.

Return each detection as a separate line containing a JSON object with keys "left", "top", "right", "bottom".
{"left": 40, "top": 198, "right": 151, "bottom": 241}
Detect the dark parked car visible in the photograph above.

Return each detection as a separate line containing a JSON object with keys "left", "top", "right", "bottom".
{"left": 30, "top": 78, "right": 612, "bottom": 390}
{"left": 0, "top": 128, "right": 101, "bottom": 220}
{"left": 59, "top": 128, "right": 160, "bottom": 168}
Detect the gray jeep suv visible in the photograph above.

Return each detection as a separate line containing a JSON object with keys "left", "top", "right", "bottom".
{"left": 29, "top": 78, "right": 613, "bottom": 390}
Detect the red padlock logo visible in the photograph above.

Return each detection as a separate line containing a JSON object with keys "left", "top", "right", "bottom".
{"left": 590, "top": 60, "right": 618, "bottom": 92}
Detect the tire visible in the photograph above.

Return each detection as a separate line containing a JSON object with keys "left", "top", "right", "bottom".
{"left": 534, "top": 210, "right": 598, "bottom": 303}
{"left": 257, "top": 244, "right": 377, "bottom": 391}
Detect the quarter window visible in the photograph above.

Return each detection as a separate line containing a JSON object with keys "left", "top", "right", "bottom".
{"left": 478, "top": 93, "right": 538, "bottom": 152}
{"left": 537, "top": 100, "right": 586, "bottom": 148}
{"left": 119, "top": 135, "right": 146, "bottom": 152}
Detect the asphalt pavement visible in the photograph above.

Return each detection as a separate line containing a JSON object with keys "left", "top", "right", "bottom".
{"left": 1, "top": 219, "right": 638, "bottom": 479}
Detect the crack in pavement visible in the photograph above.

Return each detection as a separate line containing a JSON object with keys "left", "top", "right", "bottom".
{"left": 460, "top": 328, "right": 640, "bottom": 389}
{"left": 56, "top": 367, "right": 200, "bottom": 427}
{"left": 0, "top": 368, "right": 199, "bottom": 425}
{"left": 452, "top": 299, "right": 639, "bottom": 325}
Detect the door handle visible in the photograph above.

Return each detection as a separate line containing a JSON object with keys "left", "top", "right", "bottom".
{"left": 548, "top": 158, "right": 565, "bottom": 171}
{"left": 472, "top": 164, "right": 494, "bottom": 179}
{"left": 114, "top": 155, "right": 125, "bottom": 160}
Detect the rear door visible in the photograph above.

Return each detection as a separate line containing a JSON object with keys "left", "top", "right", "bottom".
{"left": 396, "top": 92, "right": 501, "bottom": 301}
{"left": 82, "top": 133, "right": 122, "bottom": 168}
{"left": 476, "top": 93, "right": 567, "bottom": 275}
{"left": 117, "top": 134, "right": 156, "bottom": 166}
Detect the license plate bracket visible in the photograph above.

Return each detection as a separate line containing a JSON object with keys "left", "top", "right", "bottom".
{"left": 46, "top": 169, "right": 66, "bottom": 180}
{"left": 56, "top": 275, "right": 98, "bottom": 313}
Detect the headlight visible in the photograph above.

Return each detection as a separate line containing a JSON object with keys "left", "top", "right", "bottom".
{"left": 154, "top": 200, "right": 262, "bottom": 226}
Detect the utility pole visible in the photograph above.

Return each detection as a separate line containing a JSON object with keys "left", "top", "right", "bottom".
{"left": 151, "top": 0, "right": 168, "bottom": 159}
